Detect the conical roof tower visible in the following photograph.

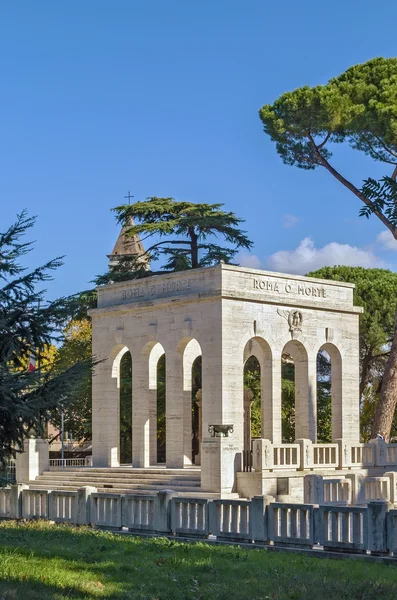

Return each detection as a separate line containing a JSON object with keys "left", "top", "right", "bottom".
{"left": 107, "top": 216, "right": 148, "bottom": 270}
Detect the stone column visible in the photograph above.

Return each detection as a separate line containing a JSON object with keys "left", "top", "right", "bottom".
{"left": 183, "top": 388, "right": 193, "bottom": 466}
{"left": 201, "top": 334, "right": 244, "bottom": 495}
{"left": 16, "top": 438, "right": 49, "bottom": 483}
{"left": 131, "top": 356, "right": 150, "bottom": 468}
{"left": 338, "top": 349, "right": 360, "bottom": 443}
{"left": 244, "top": 388, "right": 254, "bottom": 453}
{"left": 91, "top": 335, "right": 122, "bottom": 467}
{"left": 195, "top": 393, "right": 202, "bottom": 465}
{"left": 262, "top": 356, "right": 282, "bottom": 443}
{"left": 295, "top": 352, "right": 317, "bottom": 442}
{"left": 165, "top": 350, "right": 184, "bottom": 468}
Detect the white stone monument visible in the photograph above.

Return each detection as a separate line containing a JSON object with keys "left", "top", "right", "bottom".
{"left": 89, "top": 262, "right": 362, "bottom": 495}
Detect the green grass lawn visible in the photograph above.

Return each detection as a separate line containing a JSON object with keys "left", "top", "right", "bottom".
{"left": 0, "top": 521, "right": 396, "bottom": 599}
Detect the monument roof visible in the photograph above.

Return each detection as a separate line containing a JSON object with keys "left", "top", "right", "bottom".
{"left": 108, "top": 217, "right": 145, "bottom": 259}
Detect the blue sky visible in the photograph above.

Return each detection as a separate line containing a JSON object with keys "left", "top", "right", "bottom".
{"left": 2, "top": 0, "right": 397, "bottom": 298}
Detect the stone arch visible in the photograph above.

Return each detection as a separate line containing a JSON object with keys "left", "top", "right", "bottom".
{"left": 281, "top": 340, "right": 313, "bottom": 441}
{"left": 111, "top": 345, "right": 132, "bottom": 464}
{"left": 179, "top": 338, "right": 203, "bottom": 465}
{"left": 141, "top": 342, "right": 166, "bottom": 464}
{"left": 243, "top": 337, "right": 273, "bottom": 448}
{"left": 317, "top": 342, "right": 342, "bottom": 442}
{"left": 111, "top": 345, "right": 130, "bottom": 387}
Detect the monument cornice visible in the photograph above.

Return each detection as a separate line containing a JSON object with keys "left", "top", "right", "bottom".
{"left": 93, "top": 263, "right": 362, "bottom": 316}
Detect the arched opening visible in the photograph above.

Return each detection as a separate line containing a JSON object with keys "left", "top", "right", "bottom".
{"left": 281, "top": 340, "right": 310, "bottom": 442}
{"left": 281, "top": 352, "right": 295, "bottom": 443}
{"left": 244, "top": 355, "right": 261, "bottom": 447}
{"left": 316, "top": 349, "right": 332, "bottom": 443}
{"left": 243, "top": 337, "right": 272, "bottom": 456}
{"left": 119, "top": 351, "right": 132, "bottom": 463}
{"left": 146, "top": 342, "right": 166, "bottom": 465}
{"left": 180, "top": 338, "right": 203, "bottom": 465}
{"left": 111, "top": 345, "right": 132, "bottom": 466}
{"left": 317, "top": 343, "right": 342, "bottom": 442}
{"left": 156, "top": 354, "right": 166, "bottom": 463}
{"left": 191, "top": 355, "right": 202, "bottom": 464}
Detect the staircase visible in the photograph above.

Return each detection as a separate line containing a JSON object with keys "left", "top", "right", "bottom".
{"left": 28, "top": 466, "right": 210, "bottom": 497}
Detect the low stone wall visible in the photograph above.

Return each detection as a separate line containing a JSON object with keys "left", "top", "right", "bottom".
{"left": 2, "top": 485, "right": 397, "bottom": 556}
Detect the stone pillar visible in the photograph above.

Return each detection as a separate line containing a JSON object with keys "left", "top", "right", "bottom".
{"left": 131, "top": 356, "right": 150, "bottom": 468}
{"left": 243, "top": 388, "right": 254, "bottom": 453}
{"left": 92, "top": 345, "right": 122, "bottom": 467}
{"left": 201, "top": 331, "right": 244, "bottom": 495}
{"left": 149, "top": 388, "right": 157, "bottom": 465}
{"left": 16, "top": 438, "right": 49, "bottom": 483}
{"left": 262, "top": 357, "right": 282, "bottom": 443}
{"left": 194, "top": 393, "right": 202, "bottom": 465}
{"left": 165, "top": 350, "right": 184, "bottom": 468}
{"left": 295, "top": 353, "right": 317, "bottom": 442}
{"left": 183, "top": 389, "right": 193, "bottom": 466}
{"left": 338, "top": 348, "right": 360, "bottom": 443}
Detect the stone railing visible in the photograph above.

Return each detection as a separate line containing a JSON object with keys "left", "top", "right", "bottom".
{"left": 252, "top": 438, "right": 397, "bottom": 472}
{"left": 1, "top": 485, "right": 397, "bottom": 556}
{"left": 49, "top": 457, "right": 92, "bottom": 470}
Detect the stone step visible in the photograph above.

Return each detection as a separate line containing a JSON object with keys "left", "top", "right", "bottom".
{"left": 28, "top": 484, "right": 221, "bottom": 499}
{"left": 40, "top": 472, "right": 200, "bottom": 482}
{"left": 46, "top": 468, "right": 200, "bottom": 476}
{"left": 29, "top": 482, "right": 203, "bottom": 493}
{"left": 33, "top": 478, "right": 201, "bottom": 489}
{"left": 36, "top": 473, "right": 201, "bottom": 486}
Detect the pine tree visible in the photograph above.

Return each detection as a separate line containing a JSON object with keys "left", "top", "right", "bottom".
{"left": 0, "top": 211, "right": 91, "bottom": 464}
{"left": 111, "top": 197, "right": 253, "bottom": 276}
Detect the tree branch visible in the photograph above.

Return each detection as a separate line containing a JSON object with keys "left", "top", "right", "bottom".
{"left": 306, "top": 131, "right": 397, "bottom": 236}
{"left": 317, "top": 132, "right": 331, "bottom": 151}
{"left": 374, "top": 135, "right": 397, "bottom": 159}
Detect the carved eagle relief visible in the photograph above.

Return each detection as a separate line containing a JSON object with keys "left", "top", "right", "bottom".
{"left": 277, "top": 309, "right": 303, "bottom": 336}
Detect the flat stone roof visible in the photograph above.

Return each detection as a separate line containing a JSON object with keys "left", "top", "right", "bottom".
{"left": 91, "top": 263, "right": 362, "bottom": 316}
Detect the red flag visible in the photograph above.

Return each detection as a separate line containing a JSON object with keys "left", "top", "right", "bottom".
{"left": 28, "top": 354, "right": 36, "bottom": 372}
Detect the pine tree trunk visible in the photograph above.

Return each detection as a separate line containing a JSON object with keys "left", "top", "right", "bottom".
{"left": 372, "top": 303, "right": 397, "bottom": 441}
{"left": 360, "top": 351, "right": 372, "bottom": 397}
{"left": 189, "top": 228, "right": 199, "bottom": 268}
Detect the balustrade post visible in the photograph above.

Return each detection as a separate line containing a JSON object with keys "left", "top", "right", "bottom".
{"left": 77, "top": 486, "right": 97, "bottom": 525}
{"left": 367, "top": 501, "right": 390, "bottom": 554}
{"left": 9, "top": 484, "right": 28, "bottom": 519}
{"left": 252, "top": 439, "right": 273, "bottom": 471}
{"left": 335, "top": 439, "right": 351, "bottom": 469}
{"left": 296, "top": 439, "right": 313, "bottom": 470}
{"left": 369, "top": 437, "right": 387, "bottom": 467}
{"left": 304, "top": 474, "right": 324, "bottom": 504}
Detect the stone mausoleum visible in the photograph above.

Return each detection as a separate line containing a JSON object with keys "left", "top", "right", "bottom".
{"left": 19, "top": 225, "right": 397, "bottom": 506}
{"left": 89, "top": 260, "right": 362, "bottom": 497}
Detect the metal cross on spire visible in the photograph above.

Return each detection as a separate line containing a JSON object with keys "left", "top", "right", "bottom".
{"left": 124, "top": 191, "right": 134, "bottom": 205}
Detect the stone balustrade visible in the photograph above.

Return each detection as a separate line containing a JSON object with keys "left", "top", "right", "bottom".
{"left": 171, "top": 497, "right": 209, "bottom": 536}
{"left": 2, "top": 486, "right": 397, "bottom": 556}
{"left": 252, "top": 437, "right": 397, "bottom": 473}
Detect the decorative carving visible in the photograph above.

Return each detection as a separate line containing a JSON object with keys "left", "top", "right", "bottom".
{"left": 278, "top": 309, "right": 303, "bottom": 338}
{"left": 208, "top": 424, "right": 234, "bottom": 438}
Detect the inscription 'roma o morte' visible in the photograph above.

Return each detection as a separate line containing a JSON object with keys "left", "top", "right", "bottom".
{"left": 253, "top": 278, "right": 327, "bottom": 298}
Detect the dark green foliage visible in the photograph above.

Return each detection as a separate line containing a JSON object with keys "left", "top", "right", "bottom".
{"left": 259, "top": 57, "right": 397, "bottom": 231}
{"left": 308, "top": 266, "right": 397, "bottom": 440}
{"left": 1, "top": 521, "right": 397, "bottom": 599}
{"left": 244, "top": 352, "right": 332, "bottom": 443}
{"left": 119, "top": 352, "right": 132, "bottom": 464}
{"left": 0, "top": 212, "right": 91, "bottom": 464}
{"left": 157, "top": 355, "right": 166, "bottom": 463}
{"left": 112, "top": 197, "right": 253, "bottom": 272}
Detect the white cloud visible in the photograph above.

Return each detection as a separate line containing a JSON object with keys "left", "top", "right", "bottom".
{"left": 238, "top": 253, "right": 263, "bottom": 269}
{"left": 265, "top": 237, "right": 384, "bottom": 275}
{"left": 282, "top": 214, "right": 300, "bottom": 228}
{"left": 377, "top": 230, "right": 397, "bottom": 251}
